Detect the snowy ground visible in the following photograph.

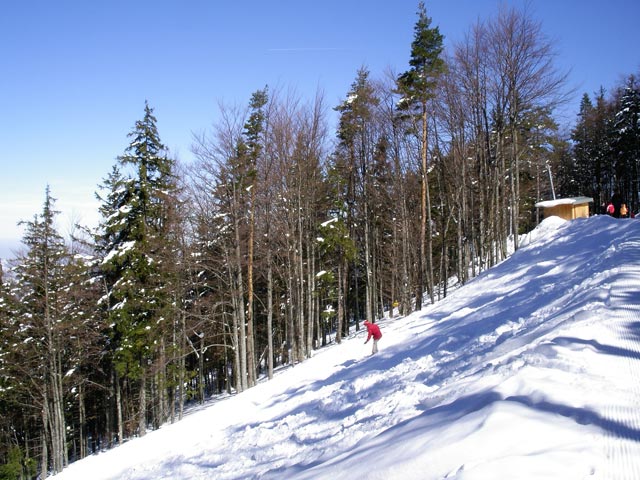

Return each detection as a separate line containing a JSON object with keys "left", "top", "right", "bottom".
{"left": 51, "top": 215, "right": 640, "bottom": 480}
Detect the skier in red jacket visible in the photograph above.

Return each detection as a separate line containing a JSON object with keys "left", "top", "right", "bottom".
{"left": 363, "top": 319, "right": 382, "bottom": 354}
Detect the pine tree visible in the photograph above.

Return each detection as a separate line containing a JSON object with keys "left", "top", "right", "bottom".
{"left": 397, "top": 1, "right": 445, "bottom": 309}
{"left": 98, "top": 102, "right": 178, "bottom": 438}
{"left": 242, "top": 87, "right": 268, "bottom": 387}
{"left": 12, "top": 187, "right": 70, "bottom": 475}
{"left": 572, "top": 89, "right": 615, "bottom": 208}
{"left": 572, "top": 94, "right": 595, "bottom": 199}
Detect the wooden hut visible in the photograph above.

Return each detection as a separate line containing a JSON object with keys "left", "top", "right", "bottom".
{"left": 535, "top": 196, "right": 593, "bottom": 221}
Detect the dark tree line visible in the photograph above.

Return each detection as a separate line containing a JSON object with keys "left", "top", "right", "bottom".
{"left": 0, "top": 3, "right": 637, "bottom": 478}
{"left": 568, "top": 76, "right": 640, "bottom": 213}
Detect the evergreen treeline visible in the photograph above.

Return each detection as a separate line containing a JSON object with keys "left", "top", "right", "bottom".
{"left": 1, "top": 3, "right": 639, "bottom": 478}
{"left": 570, "top": 77, "right": 640, "bottom": 212}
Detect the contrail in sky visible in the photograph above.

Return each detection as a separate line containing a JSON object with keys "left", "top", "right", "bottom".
{"left": 266, "top": 47, "right": 347, "bottom": 53}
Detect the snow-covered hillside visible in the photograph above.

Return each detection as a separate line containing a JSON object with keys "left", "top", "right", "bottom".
{"left": 52, "top": 215, "right": 640, "bottom": 480}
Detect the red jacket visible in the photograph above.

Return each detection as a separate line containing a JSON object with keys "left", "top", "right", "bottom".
{"left": 364, "top": 322, "right": 382, "bottom": 341}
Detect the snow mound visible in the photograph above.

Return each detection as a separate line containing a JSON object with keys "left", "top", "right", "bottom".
{"left": 518, "top": 214, "right": 567, "bottom": 248}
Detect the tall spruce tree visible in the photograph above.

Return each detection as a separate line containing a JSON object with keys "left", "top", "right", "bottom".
{"left": 572, "top": 94, "right": 595, "bottom": 199}
{"left": 397, "top": 1, "right": 445, "bottom": 309}
{"left": 98, "top": 102, "right": 177, "bottom": 439}
{"left": 242, "top": 87, "right": 268, "bottom": 387}
{"left": 572, "top": 89, "right": 614, "bottom": 208}
{"left": 12, "top": 187, "right": 70, "bottom": 475}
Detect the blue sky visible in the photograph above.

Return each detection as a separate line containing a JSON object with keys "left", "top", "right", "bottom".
{"left": 1, "top": 0, "right": 639, "bottom": 260}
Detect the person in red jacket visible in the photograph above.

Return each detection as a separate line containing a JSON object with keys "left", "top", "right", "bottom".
{"left": 363, "top": 319, "right": 382, "bottom": 354}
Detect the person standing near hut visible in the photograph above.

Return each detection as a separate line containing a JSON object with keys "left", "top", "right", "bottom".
{"left": 620, "top": 203, "right": 628, "bottom": 217}
{"left": 610, "top": 192, "right": 623, "bottom": 218}
{"left": 606, "top": 202, "right": 615, "bottom": 215}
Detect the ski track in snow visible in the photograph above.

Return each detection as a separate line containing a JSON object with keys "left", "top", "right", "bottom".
{"left": 600, "top": 233, "right": 640, "bottom": 479}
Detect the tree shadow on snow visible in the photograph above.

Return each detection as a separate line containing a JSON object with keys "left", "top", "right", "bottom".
{"left": 263, "top": 388, "right": 640, "bottom": 479}
{"left": 550, "top": 336, "right": 640, "bottom": 360}
{"left": 505, "top": 394, "right": 640, "bottom": 441}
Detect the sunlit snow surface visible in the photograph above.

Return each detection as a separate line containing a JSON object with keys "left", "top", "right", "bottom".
{"left": 52, "top": 215, "right": 640, "bottom": 480}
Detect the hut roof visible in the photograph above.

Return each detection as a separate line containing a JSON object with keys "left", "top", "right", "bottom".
{"left": 535, "top": 197, "right": 593, "bottom": 208}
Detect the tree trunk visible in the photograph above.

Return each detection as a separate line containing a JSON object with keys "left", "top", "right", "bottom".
{"left": 418, "top": 105, "right": 428, "bottom": 311}
{"left": 423, "top": 105, "right": 435, "bottom": 305}
{"left": 511, "top": 125, "right": 520, "bottom": 250}
{"left": 178, "top": 310, "right": 186, "bottom": 420}
{"left": 246, "top": 184, "right": 257, "bottom": 387}
{"left": 138, "top": 374, "right": 146, "bottom": 437}
{"left": 307, "top": 239, "right": 315, "bottom": 353}
{"left": 336, "top": 262, "right": 344, "bottom": 343}
{"left": 286, "top": 253, "right": 296, "bottom": 365}
{"left": 231, "top": 288, "right": 242, "bottom": 392}
{"left": 116, "top": 372, "right": 123, "bottom": 445}
{"left": 157, "top": 338, "right": 166, "bottom": 427}
{"left": 199, "top": 336, "right": 205, "bottom": 403}
{"left": 364, "top": 197, "right": 374, "bottom": 322}
{"left": 40, "top": 406, "right": 49, "bottom": 479}
{"left": 296, "top": 197, "right": 306, "bottom": 361}
{"left": 79, "top": 382, "right": 86, "bottom": 459}
{"left": 266, "top": 254, "right": 274, "bottom": 380}
{"left": 233, "top": 210, "right": 248, "bottom": 392}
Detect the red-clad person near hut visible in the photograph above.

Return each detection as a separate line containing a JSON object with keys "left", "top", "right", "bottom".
{"left": 363, "top": 319, "right": 382, "bottom": 354}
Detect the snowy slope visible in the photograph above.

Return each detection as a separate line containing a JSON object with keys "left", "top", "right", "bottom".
{"left": 52, "top": 215, "right": 640, "bottom": 480}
